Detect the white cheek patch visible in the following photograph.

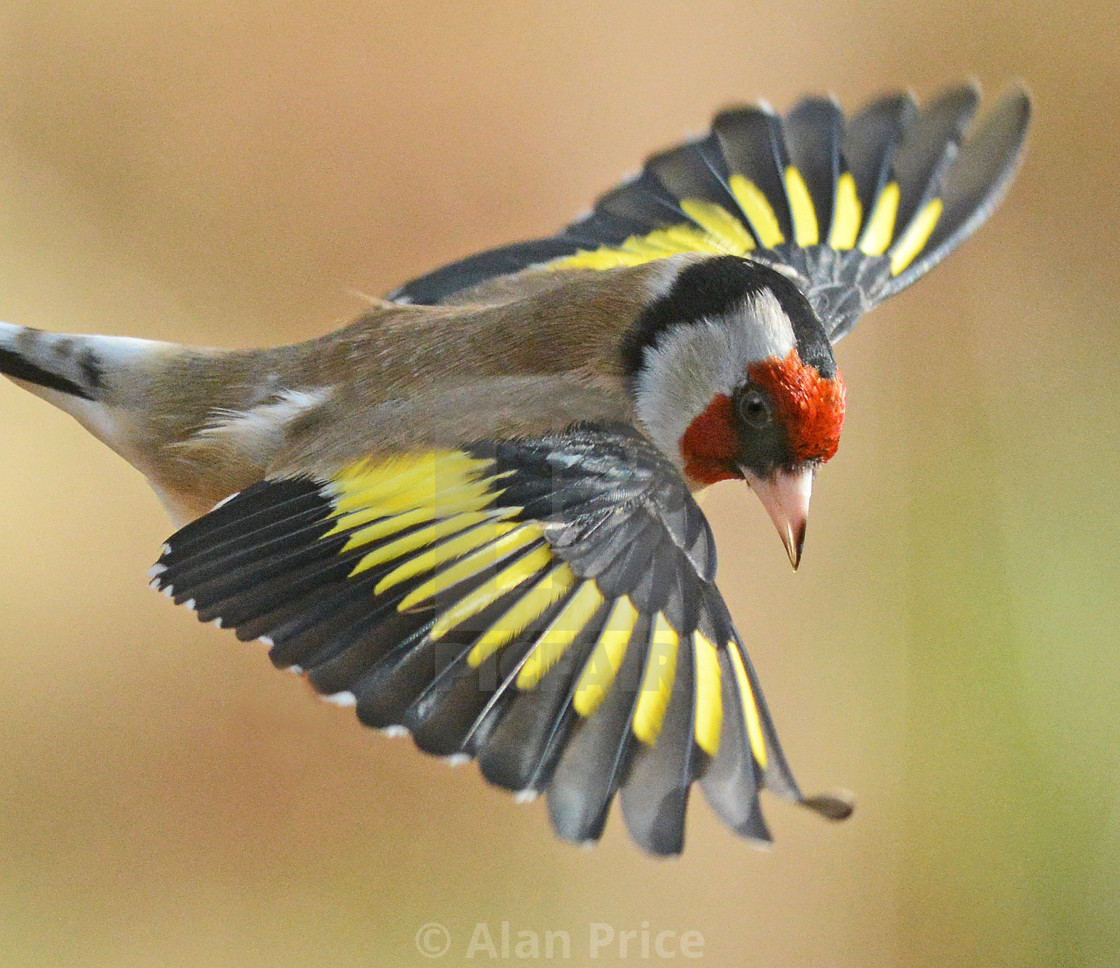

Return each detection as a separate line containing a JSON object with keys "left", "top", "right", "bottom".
{"left": 633, "top": 289, "right": 795, "bottom": 462}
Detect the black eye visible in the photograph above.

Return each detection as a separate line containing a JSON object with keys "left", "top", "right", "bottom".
{"left": 738, "top": 386, "right": 771, "bottom": 428}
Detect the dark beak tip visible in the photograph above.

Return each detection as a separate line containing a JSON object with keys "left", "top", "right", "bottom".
{"left": 787, "top": 521, "right": 807, "bottom": 571}
{"left": 742, "top": 466, "right": 812, "bottom": 572}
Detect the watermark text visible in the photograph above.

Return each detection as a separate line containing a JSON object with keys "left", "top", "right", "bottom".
{"left": 416, "top": 920, "right": 704, "bottom": 960}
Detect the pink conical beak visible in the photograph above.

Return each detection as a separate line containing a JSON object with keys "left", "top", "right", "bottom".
{"left": 743, "top": 467, "right": 813, "bottom": 570}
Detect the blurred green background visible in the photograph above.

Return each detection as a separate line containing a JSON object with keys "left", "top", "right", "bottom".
{"left": 0, "top": 1, "right": 1116, "bottom": 966}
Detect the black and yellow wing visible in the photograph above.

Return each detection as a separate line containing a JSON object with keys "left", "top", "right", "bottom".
{"left": 150, "top": 425, "right": 848, "bottom": 854}
{"left": 388, "top": 83, "right": 1029, "bottom": 342}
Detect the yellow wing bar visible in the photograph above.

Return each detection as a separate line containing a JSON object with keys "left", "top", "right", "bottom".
{"left": 549, "top": 175, "right": 940, "bottom": 276}
{"left": 315, "top": 454, "right": 773, "bottom": 761}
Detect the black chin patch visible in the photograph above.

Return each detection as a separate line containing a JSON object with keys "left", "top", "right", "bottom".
{"left": 731, "top": 383, "right": 792, "bottom": 476}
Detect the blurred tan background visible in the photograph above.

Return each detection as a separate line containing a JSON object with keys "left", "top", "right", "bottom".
{"left": 0, "top": 1, "right": 1117, "bottom": 966}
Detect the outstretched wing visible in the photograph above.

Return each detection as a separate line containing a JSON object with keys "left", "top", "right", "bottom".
{"left": 150, "top": 424, "right": 848, "bottom": 855}
{"left": 388, "top": 84, "right": 1029, "bottom": 343}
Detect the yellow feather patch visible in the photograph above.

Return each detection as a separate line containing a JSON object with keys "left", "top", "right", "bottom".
{"left": 639, "top": 224, "right": 725, "bottom": 255}
{"left": 549, "top": 219, "right": 733, "bottom": 272}
{"left": 572, "top": 596, "right": 638, "bottom": 717}
{"left": 330, "top": 450, "right": 461, "bottom": 507}
{"left": 890, "top": 197, "right": 943, "bottom": 275}
{"left": 327, "top": 451, "right": 497, "bottom": 529}
{"left": 728, "top": 174, "right": 785, "bottom": 247}
{"left": 727, "top": 642, "right": 768, "bottom": 769}
{"left": 692, "top": 631, "right": 723, "bottom": 757}
{"left": 374, "top": 519, "right": 521, "bottom": 595}
{"left": 784, "top": 166, "right": 820, "bottom": 246}
{"left": 391, "top": 522, "right": 543, "bottom": 607}
{"left": 516, "top": 580, "right": 605, "bottom": 689}
{"left": 428, "top": 542, "right": 553, "bottom": 640}
{"left": 549, "top": 247, "right": 648, "bottom": 270}
{"left": 631, "top": 613, "right": 679, "bottom": 745}
{"left": 467, "top": 563, "right": 576, "bottom": 667}
{"left": 828, "top": 172, "right": 862, "bottom": 250}
{"left": 679, "top": 199, "right": 755, "bottom": 253}
{"left": 348, "top": 508, "right": 518, "bottom": 578}
{"left": 545, "top": 193, "right": 770, "bottom": 273}
{"left": 858, "top": 181, "right": 900, "bottom": 256}
{"left": 338, "top": 478, "right": 509, "bottom": 551}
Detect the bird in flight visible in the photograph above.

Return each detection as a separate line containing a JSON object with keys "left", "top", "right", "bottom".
{"left": 0, "top": 83, "right": 1029, "bottom": 854}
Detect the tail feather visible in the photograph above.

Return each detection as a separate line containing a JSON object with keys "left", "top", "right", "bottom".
{"left": 0, "top": 320, "right": 172, "bottom": 456}
{"left": 0, "top": 320, "right": 327, "bottom": 524}
{"left": 1, "top": 321, "right": 204, "bottom": 516}
{"left": 0, "top": 322, "right": 105, "bottom": 401}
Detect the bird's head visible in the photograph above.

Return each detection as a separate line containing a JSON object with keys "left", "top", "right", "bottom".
{"left": 628, "top": 255, "right": 846, "bottom": 568}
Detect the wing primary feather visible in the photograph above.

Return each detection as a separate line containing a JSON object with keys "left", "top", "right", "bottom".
{"left": 886, "top": 83, "right": 979, "bottom": 261}
{"left": 698, "top": 642, "right": 767, "bottom": 842}
{"left": 546, "top": 612, "right": 651, "bottom": 845}
{"left": 394, "top": 525, "right": 545, "bottom": 610}
{"left": 619, "top": 619, "right": 698, "bottom": 855}
{"left": 458, "top": 580, "right": 591, "bottom": 754}
{"left": 624, "top": 530, "right": 677, "bottom": 619}
{"left": 476, "top": 597, "right": 611, "bottom": 792}
{"left": 378, "top": 84, "right": 1027, "bottom": 364}
{"left": 426, "top": 542, "right": 553, "bottom": 638}
{"left": 372, "top": 518, "right": 526, "bottom": 597}
{"left": 782, "top": 97, "right": 843, "bottom": 246}
{"left": 631, "top": 613, "right": 680, "bottom": 746}
{"left": 158, "top": 497, "right": 333, "bottom": 590}
{"left": 883, "top": 84, "right": 1030, "bottom": 297}
{"left": 843, "top": 92, "right": 916, "bottom": 242}
{"left": 691, "top": 631, "right": 722, "bottom": 757}
{"left": 160, "top": 478, "right": 324, "bottom": 562}
{"left": 589, "top": 511, "right": 665, "bottom": 600}
{"left": 712, "top": 105, "right": 794, "bottom": 246}
{"left": 404, "top": 581, "right": 580, "bottom": 756}
{"left": 465, "top": 563, "right": 576, "bottom": 666}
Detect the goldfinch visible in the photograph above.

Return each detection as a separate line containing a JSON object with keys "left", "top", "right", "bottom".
{"left": 0, "top": 83, "right": 1029, "bottom": 855}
